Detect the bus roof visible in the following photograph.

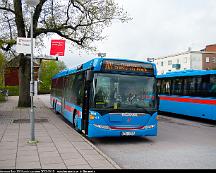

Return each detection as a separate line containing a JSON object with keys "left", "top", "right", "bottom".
{"left": 157, "top": 70, "right": 216, "bottom": 78}
{"left": 52, "top": 58, "right": 156, "bottom": 79}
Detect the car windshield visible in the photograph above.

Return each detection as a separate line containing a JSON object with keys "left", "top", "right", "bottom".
{"left": 91, "top": 73, "right": 157, "bottom": 114}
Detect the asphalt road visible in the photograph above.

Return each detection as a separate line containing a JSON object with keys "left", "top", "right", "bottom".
{"left": 40, "top": 94, "right": 216, "bottom": 169}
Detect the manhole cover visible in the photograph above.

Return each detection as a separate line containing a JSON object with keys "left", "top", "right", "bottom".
{"left": 13, "top": 118, "right": 48, "bottom": 123}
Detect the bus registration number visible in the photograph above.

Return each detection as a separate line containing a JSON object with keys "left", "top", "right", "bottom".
{"left": 121, "top": 132, "right": 135, "bottom": 136}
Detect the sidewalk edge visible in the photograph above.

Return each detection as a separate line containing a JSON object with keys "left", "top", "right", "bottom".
{"left": 80, "top": 135, "right": 122, "bottom": 169}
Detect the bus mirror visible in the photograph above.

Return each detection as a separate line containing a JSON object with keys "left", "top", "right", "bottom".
{"left": 86, "top": 70, "right": 94, "bottom": 82}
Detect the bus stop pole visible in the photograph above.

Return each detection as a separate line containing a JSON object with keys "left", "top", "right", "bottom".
{"left": 26, "top": 0, "right": 40, "bottom": 143}
{"left": 30, "top": 7, "right": 35, "bottom": 142}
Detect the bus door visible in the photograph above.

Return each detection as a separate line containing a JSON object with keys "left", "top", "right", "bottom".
{"left": 82, "top": 70, "right": 94, "bottom": 135}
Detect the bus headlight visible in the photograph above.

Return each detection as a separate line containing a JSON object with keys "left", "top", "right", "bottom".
{"left": 93, "top": 124, "right": 110, "bottom": 130}
{"left": 89, "top": 115, "right": 95, "bottom": 120}
{"left": 145, "top": 125, "right": 155, "bottom": 129}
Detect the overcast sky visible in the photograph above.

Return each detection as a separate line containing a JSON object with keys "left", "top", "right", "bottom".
{"left": 44, "top": 0, "right": 216, "bottom": 68}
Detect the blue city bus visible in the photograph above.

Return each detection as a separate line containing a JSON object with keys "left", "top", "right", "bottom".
{"left": 50, "top": 58, "right": 159, "bottom": 138}
{"left": 157, "top": 70, "right": 216, "bottom": 121}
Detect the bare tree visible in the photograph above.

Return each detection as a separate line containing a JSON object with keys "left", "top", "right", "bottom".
{"left": 0, "top": 0, "right": 130, "bottom": 107}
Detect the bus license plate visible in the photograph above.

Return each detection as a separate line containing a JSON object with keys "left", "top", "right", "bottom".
{"left": 121, "top": 132, "right": 135, "bottom": 136}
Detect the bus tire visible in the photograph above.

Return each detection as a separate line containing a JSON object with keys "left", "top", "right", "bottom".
{"left": 73, "top": 112, "right": 81, "bottom": 133}
{"left": 54, "top": 102, "right": 58, "bottom": 114}
{"left": 52, "top": 100, "right": 55, "bottom": 109}
{"left": 72, "top": 111, "right": 76, "bottom": 128}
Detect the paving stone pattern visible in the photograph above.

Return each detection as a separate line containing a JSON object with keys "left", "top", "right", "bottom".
{"left": 0, "top": 96, "right": 120, "bottom": 169}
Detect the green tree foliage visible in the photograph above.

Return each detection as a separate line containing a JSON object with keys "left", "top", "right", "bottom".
{"left": 39, "top": 60, "right": 66, "bottom": 93}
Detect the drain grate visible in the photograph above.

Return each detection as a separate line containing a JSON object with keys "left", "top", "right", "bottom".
{"left": 13, "top": 118, "right": 49, "bottom": 123}
{"left": 0, "top": 119, "right": 14, "bottom": 124}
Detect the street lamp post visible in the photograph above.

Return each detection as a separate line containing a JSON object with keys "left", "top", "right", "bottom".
{"left": 26, "top": 0, "right": 40, "bottom": 143}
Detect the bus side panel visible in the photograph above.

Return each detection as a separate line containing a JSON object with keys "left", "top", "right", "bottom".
{"left": 63, "top": 109, "right": 72, "bottom": 123}
{"left": 50, "top": 96, "right": 54, "bottom": 108}
{"left": 159, "top": 97, "right": 216, "bottom": 120}
{"left": 74, "top": 110, "right": 82, "bottom": 130}
{"left": 63, "top": 101, "right": 83, "bottom": 129}
{"left": 63, "top": 102, "right": 75, "bottom": 124}
{"left": 55, "top": 97, "right": 62, "bottom": 113}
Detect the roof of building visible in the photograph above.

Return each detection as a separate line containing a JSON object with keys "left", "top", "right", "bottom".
{"left": 155, "top": 50, "right": 201, "bottom": 60}
{"left": 6, "top": 57, "right": 39, "bottom": 68}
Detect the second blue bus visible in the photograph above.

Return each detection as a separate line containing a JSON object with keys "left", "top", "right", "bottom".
{"left": 157, "top": 70, "right": 216, "bottom": 121}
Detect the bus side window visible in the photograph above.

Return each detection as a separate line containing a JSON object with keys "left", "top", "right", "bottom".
{"left": 68, "top": 75, "right": 74, "bottom": 103}
{"left": 161, "top": 79, "right": 171, "bottom": 95}
{"left": 64, "top": 75, "right": 72, "bottom": 102}
{"left": 56, "top": 77, "right": 63, "bottom": 97}
{"left": 200, "top": 75, "right": 210, "bottom": 97}
{"left": 72, "top": 73, "right": 84, "bottom": 106}
{"left": 210, "top": 75, "right": 216, "bottom": 97}
{"left": 184, "top": 77, "right": 196, "bottom": 96}
{"left": 172, "top": 78, "right": 183, "bottom": 95}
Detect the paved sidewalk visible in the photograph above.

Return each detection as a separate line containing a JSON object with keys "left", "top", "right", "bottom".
{"left": 0, "top": 96, "right": 121, "bottom": 169}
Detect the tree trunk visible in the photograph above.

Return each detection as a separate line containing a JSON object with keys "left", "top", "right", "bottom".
{"left": 18, "top": 54, "right": 31, "bottom": 107}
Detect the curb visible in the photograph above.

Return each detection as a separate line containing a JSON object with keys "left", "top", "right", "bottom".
{"left": 80, "top": 135, "right": 122, "bottom": 169}
{"left": 62, "top": 120, "right": 122, "bottom": 169}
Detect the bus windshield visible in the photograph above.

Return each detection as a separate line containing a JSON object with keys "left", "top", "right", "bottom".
{"left": 92, "top": 73, "right": 157, "bottom": 114}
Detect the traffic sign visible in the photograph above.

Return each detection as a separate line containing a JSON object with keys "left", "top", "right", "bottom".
{"left": 50, "top": 39, "right": 66, "bottom": 56}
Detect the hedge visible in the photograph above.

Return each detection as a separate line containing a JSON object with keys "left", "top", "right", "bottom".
{"left": 0, "top": 93, "right": 6, "bottom": 101}
{"left": 0, "top": 86, "right": 19, "bottom": 96}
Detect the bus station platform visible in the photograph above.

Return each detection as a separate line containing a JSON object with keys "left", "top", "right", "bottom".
{"left": 0, "top": 96, "right": 121, "bottom": 169}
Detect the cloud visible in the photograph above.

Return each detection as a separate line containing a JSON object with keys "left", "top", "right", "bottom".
{"left": 41, "top": 0, "right": 216, "bottom": 67}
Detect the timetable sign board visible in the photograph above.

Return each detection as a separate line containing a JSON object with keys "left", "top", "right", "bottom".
{"left": 16, "top": 37, "right": 35, "bottom": 54}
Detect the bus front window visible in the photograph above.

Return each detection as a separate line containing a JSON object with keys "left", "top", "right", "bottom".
{"left": 92, "top": 73, "right": 157, "bottom": 114}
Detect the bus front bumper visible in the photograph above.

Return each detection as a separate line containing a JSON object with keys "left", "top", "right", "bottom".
{"left": 87, "top": 124, "right": 157, "bottom": 138}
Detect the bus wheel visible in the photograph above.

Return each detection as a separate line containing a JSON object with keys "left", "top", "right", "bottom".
{"left": 52, "top": 100, "right": 55, "bottom": 109}
{"left": 72, "top": 111, "right": 76, "bottom": 128}
{"left": 54, "top": 102, "right": 58, "bottom": 114}
{"left": 74, "top": 114, "right": 81, "bottom": 133}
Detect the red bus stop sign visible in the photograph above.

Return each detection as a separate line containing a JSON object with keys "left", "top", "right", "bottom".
{"left": 50, "top": 39, "right": 66, "bottom": 56}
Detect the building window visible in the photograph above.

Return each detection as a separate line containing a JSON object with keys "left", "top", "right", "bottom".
{"left": 206, "top": 57, "right": 210, "bottom": 63}
{"left": 184, "top": 57, "right": 187, "bottom": 63}
{"left": 161, "top": 61, "right": 163, "bottom": 66}
{"left": 212, "top": 57, "right": 216, "bottom": 63}
{"left": 168, "top": 60, "right": 172, "bottom": 65}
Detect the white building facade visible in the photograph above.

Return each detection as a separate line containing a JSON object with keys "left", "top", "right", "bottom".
{"left": 154, "top": 51, "right": 202, "bottom": 75}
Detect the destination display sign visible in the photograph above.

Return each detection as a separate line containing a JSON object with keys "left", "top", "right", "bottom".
{"left": 102, "top": 60, "right": 154, "bottom": 74}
